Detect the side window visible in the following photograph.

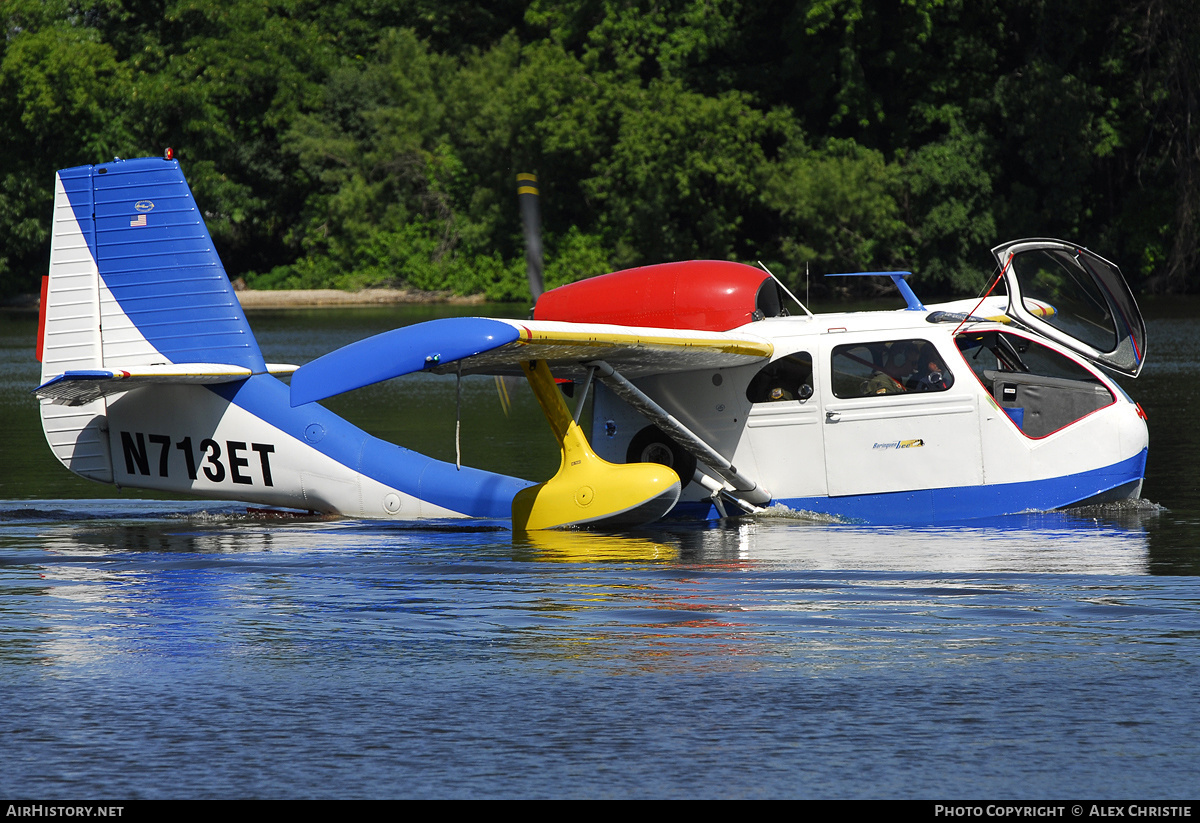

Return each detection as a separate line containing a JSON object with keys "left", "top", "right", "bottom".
{"left": 746, "top": 353, "right": 813, "bottom": 403}
{"left": 831, "top": 339, "right": 955, "bottom": 399}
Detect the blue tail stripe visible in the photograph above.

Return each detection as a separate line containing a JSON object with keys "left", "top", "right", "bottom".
{"left": 217, "top": 375, "right": 534, "bottom": 518}
{"left": 59, "top": 157, "right": 265, "bottom": 371}
{"left": 99, "top": 242, "right": 225, "bottom": 267}
{"left": 57, "top": 166, "right": 96, "bottom": 255}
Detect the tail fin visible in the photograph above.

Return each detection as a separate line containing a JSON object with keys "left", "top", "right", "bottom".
{"left": 38, "top": 156, "right": 265, "bottom": 481}
{"left": 40, "top": 156, "right": 265, "bottom": 374}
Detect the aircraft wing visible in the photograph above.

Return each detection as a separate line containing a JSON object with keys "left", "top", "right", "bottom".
{"left": 290, "top": 317, "right": 773, "bottom": 406}
{"left": 443, "top": 319, "right": 774, "bottom": 377}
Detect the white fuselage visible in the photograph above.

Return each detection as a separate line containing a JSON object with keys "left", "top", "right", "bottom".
{"left": 592, "top": 307, "right": 1147, "bottom": 522}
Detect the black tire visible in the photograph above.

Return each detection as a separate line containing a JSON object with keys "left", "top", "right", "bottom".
{"left": 626, "top": 426, "right": 696, "bottom": 487}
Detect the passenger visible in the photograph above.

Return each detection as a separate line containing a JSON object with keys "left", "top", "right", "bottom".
{"left": 760, "top": 365, "right": 795, "bottom": 400}
{"left": 862, "top": 342, "right": 919, "bottom": 395}
{"left": 749, "top": 358, "right": 811, "bottom": 402}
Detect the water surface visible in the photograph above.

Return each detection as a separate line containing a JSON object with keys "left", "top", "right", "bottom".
{"left": 2, "top": 302, "right": 1198, "bottom": 799}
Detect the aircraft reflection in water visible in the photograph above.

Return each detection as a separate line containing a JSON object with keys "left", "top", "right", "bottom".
{"left": 7, "top": 498, "right": 1155, "bottom": 573}
{"left": 35, "top": 157, "right": 1147, "bottom": 529}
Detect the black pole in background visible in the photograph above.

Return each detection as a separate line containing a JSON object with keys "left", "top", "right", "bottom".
{"left": 517, "top": 172, "right": 544, "bottom": 299}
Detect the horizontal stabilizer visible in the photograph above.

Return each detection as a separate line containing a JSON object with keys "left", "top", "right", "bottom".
{"left": 34, "top": 363, "right": 297, "bottom": 406}
{"left": 290, "top": 317, "right": 520, "bottom": 406}
{"left": 826, "top": 271, "right": 925, "bottom": 311}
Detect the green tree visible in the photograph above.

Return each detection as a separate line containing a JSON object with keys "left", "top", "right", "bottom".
{"left": 763, "top": 135, "right": 909, "bottom": 287}
{"left": 584, "top": 82, "right": 778, "bottom": 266}
{"left": 0, "top": 11, "right": 137, "bottom": 294}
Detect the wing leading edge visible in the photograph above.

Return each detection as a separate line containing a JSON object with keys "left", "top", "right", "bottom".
{"left": 289, "top": 317, "right": 774, "bottom": 406}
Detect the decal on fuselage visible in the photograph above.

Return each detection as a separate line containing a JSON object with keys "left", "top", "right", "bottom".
{"left": 872, "top": 439, "right": 925, "bottom": 450}
{"left": 119, "top": 430, "right": 275, "bottom": 486}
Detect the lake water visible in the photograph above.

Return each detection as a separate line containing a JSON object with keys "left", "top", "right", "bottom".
{"left": 2, "top": 302, "right": 1199, "bottom": 799}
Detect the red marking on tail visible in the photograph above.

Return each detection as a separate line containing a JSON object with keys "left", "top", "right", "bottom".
{"left": 35, "top": 275, "right": 48, "bottom": 362}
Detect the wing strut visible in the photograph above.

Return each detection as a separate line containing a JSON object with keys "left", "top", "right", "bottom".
{"left": 586, "top": 360, "right": 772, "bottom": 507}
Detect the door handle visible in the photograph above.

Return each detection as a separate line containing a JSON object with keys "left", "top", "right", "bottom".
{"left": 825, "top": 411, "right": 840, "bottom": 422}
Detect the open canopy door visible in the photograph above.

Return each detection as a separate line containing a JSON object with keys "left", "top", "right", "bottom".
{"left": 993, "top": 238, "right": 1147, "bottom": 377}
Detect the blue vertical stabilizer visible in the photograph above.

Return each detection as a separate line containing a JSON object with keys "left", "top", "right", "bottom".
{"left": 56, "top": 157, "right": 266, "bottom": 371}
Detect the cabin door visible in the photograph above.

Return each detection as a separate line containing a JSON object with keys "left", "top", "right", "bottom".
{"left": 994, "top": 238, "right": 1147, "bottom": 377}
{"left": 820, "top": 336, "right": 984, "bottom": 500}
{"left": 740, "top": 350, "right": 828, "bottom": 498}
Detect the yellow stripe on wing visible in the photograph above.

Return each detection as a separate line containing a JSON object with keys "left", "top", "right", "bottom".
{"left": 513, "top": 324, "right": 775, "bottom": 358}
{"left": 433, "top": 320, "right": 774, "bottom": 378}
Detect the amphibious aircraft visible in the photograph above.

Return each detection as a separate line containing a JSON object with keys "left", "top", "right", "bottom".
{"left": 35, "top": 156, "right": 1148, "bottom": 529}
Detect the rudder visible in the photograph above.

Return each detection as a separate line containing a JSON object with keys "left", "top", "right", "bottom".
{"left": 38, "top": 156, "right": 266, "bottom": 482}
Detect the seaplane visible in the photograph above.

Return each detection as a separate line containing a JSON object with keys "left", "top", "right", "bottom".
{"left": 34, "top": 156, "right": 1149, "bottom": 529}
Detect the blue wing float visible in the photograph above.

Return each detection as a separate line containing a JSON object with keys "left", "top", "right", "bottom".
{"left": 289, "top": 318, "right": 521, "bottom": 406}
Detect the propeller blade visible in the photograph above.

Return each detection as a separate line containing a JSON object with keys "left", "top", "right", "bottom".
{"left": 517, "top": 172, "right": 544, "bottom": 299}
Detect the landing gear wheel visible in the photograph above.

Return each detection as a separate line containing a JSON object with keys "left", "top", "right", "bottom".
{"left": 626, "top": 426, "right": 696, "bottom": 488}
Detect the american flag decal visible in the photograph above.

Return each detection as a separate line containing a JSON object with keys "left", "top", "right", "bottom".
{"left": 130, "top": 214, "right": 147, "bottom": 227}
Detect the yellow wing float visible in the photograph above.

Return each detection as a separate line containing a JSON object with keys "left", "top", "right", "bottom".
{"left": 288, "top": 318, "right": 773, "bottom": 531}
{"left": 511, "top": 359, "right": 681, "bottom": 531}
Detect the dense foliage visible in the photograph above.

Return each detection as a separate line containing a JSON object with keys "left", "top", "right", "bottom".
{"left": 3, "top": 0, "right": 1198, "bottom": 300}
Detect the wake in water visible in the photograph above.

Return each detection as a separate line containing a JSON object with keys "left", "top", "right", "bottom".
{"left": 1064, "top": 497, "right": 1165, "bottom": 516}
{"left": 750, "top": 497, "right": 1165, "bottom": 531}
{"left": 751, "top": 503, "right": 849, "bottom": 524}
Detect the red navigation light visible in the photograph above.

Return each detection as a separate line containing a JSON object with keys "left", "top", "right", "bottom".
{"left": 164, "top": 147, "right": 174, "bottom": 160}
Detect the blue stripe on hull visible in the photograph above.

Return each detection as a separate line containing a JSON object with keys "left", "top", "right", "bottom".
{"left": 212, "top": 375, "right": 534, "bottom": 518}
{"left": 677, "top": 449, "right": 1148, "bottom": 525}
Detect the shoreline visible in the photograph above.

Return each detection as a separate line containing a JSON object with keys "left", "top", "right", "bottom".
{"left": 233, "top": 287, "right": 488, "bottom": 308}
{"left": 3, "top": 287, "right": 490, "bottom": 311}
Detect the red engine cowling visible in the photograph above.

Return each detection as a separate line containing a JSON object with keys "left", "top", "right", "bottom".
{"left": 532, "top": 260, "right": 782, "bottom": 332}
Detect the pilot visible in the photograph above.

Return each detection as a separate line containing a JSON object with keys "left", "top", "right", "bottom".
{"left": 862, "top": 341, "right": 920, "bottom": 395}
{"left": 912, "top": 343, "right": 952, "bottom": 391}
